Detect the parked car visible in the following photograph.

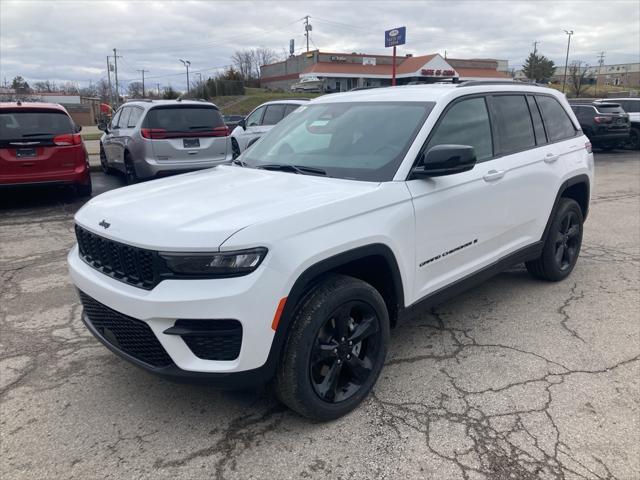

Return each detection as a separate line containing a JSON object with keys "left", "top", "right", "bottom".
{"left": 69, "top": 83, "right": 593, "bottom": 420}
{"left": 222, "top": 114, "right": 245, "bottom": 130}
{"left": 598, "top": 98, "right": 640, "bottom": 149}
{"left": 0, "top": 101, "right": 91, "bottom": 196}
{"left": 569, "top": 101, "right": 630, "bottom": 150}
{"left": 98, "top": 99, "right": 232, "bottom": 183}
{"left": 291, "top": 76, "right": 323, "bottom": 93}
{"left": 230, "top": 99, "right": 309, "bottom": 157}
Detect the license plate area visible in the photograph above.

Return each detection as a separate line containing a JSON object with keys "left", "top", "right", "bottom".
{"left": 183, "top": 138, "right": 200, "bottom": 148}
{"left": 16, "top": 147, "right": 37, "bottom": 158}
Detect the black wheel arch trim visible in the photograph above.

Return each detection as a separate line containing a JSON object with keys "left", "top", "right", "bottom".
{"left": 260, "top": 243, "right": 405, "bottom": 380}
{"left": 541, "top": 174, "right": 590, "bottom": 245}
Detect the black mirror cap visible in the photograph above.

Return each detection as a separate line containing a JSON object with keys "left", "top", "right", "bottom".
{"left": 412, "top": 144, "right": 477, "bottom": 178}
{"left": 238, "top": 118, "right": 246, "bottom": 130}
{"left": 75, "top": 124, "right": 83, "bottom": 133}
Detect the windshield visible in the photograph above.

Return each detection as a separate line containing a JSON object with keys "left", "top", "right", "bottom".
{"left": 0, "top": 110, "right": 74, "bottom": 141}
{"left": 242, "top": 101, "right": 434, "bottom": 181}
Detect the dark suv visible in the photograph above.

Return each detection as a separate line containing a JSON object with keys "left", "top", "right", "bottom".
{"left": 570, "top": 102, "right": 630, "bottom": 150}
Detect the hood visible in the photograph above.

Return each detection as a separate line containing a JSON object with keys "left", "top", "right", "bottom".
{"left": 75, "top": 166, "right": 380, "bottom": 251}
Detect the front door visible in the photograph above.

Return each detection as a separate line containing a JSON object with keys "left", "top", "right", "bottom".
{"left": 407, "top": 95, "right": 509, "bottom": 302}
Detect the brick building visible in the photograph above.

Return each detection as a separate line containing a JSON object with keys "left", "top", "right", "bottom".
{"left": 260, "top": 50, "right": 510, "bottom": 91}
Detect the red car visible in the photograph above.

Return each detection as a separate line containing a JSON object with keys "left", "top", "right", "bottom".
{"left": 0, "top": 102, "right": 92, "bottom": 196}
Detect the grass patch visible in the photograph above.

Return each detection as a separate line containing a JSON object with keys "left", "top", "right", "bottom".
{"left": 81, "top": 132, "right": 103, "bottom": 141}
{"left": 212, "top": 88, "right": 323, "bottom": 115}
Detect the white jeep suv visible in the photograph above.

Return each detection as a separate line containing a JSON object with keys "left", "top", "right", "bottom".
{"left": 68, "top": 83, "right": 593, "bottom": 420}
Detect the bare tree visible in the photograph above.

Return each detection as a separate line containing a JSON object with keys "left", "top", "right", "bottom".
{"left": 127, "top": 82, "right": 143, "bottom": 98}
{"left": 33, "top": 80, "right": 57, "bottom": 93}
{"left": 568, "top": 61, "right": 590, "bottom": 98}
{"left": 231, "top": 49, "right": 256, "bottom": 80}
{"left": 59, "top": 81, "right": 79, "bottom": 94}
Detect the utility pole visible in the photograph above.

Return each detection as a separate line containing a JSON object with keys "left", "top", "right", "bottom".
{"left": 137, "top": 69, "right": 149, "bottom": 98}
{"left": 157, "top": 83, "right": 161, "bottom": 97}
{"left": 562, "top": 30, "right": 573, "bottom": 94}
{"left": 304, "top": 15, "right": 312, "bottom": 52}
{"left": 195, "top": 72, "right": 203, "bottom": 98}
{"left": 595, "top": 51, "right": 605, "bottom": 97}
{"left": 106, "top": 56, "right": 113, "bottom": 106}
{"left": 112, "top": 48, "right": 121, "bottom": 108}
{"left": 179, "top": 59, "right": 191, "bottom": 93}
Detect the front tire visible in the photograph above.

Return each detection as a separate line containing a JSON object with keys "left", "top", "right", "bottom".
{"left": 625, "top": 127, "right": 640, "bottom": 150}
{"left": 526, "top": 198, "right": 583, "bottom": 281}
{"left": 99, "top": 145, "right": 112, "bottom": 174}
{"left": 231, "top": 138, "right": 241, "bottom": 159}
{"left": 275, "top": 274, "right": 389, "bottom": 421}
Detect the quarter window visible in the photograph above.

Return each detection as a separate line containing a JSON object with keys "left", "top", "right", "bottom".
{"left": 536, "top": 96, "right": 577, "bottom": 142}
{"left": 426, "top": 97, "right": 493, "bottom": 162}
{"left": 491, "top": 95, "right": 536, "bottom": 154}
{"left": 118, "top": 107, "right": 132, "bottom": 129}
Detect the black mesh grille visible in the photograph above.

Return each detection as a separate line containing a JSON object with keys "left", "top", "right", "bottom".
{"left": 175, "top": 319, "right": 242, "bottom": 361}
{"left": 78, "top": 290, "right": 173, "bottom": 368}
{"left": 75, "top": 225, "right": 157, "bottom": 289}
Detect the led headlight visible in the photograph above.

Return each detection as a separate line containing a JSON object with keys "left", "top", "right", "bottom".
{"left": 160, "top": 248, "right": 267, "bottom": 277}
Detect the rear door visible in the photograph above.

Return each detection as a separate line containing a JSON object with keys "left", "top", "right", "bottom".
{"left": 485, "top": 93, "right": 567, "bottom": 249}
{"left": 146, "top": 105, "right": 228, "bottom": 163}
{"left": 0, "top": 108, "right": 81, "bottom": 183}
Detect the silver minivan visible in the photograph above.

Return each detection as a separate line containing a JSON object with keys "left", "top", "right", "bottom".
{"left": 99, "top": 99, "right": 232, "bottom": 183}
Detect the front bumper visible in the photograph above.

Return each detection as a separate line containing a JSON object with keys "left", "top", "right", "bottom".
{"left": 68, "top": 244, "right": 288, "bottom": 384}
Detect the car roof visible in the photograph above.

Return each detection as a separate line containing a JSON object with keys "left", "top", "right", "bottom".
{"left": 124, "top": 99, "right": 220, "bottom": 110}
{"left": 0, "top": 101, "right": 69, "bottom": 112}
{"left": 311, "top": 83, "right": 564, "bottom": 105}
{"left": 598, "top": 98, "right": 638, "bottom": 102}
{"left": 258, "top": 99, "right": 311, "bottom": 106}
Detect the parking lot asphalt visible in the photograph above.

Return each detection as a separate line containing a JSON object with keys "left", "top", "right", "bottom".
{"left": 1, "top": 152, "right": 639, "bottom": 480}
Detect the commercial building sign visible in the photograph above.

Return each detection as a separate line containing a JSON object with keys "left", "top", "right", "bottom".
{"left": 385, "top": 27, "right": 406, "bottom": 48}
{"left": 421, "top": 69, "right": 456, "bottom": 77}
{"left": 362, "top": 57, "right": 376, "bottom": 66}
{"left": 330, "top": 56, "right": 347, "bottom": 62}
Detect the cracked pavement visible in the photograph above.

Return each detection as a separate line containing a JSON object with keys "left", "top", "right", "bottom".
{"left": 1, "top": 152, "right": 639, "bottom": 480}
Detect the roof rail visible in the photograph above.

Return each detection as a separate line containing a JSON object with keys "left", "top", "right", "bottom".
{"left": 125, "top": 98, "right": 153, "bottom": 103}
{"left": 457, "top": 80, "right": 542, "bottom": 88}
{"left": 277, "top": 97, "right": 312, "bottom": 101}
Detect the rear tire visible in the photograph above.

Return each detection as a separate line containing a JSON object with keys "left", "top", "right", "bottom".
{"left": 99, "top": 145, "right": 113, "bottom": 174}
{"left": 526, "top": 198, "right": 583, "bottom": 281}
{"left": 124, "top": 154, "right": 139, "bottom": 185}
{"left": 75, "top": 178, "right": 92, "bottom": 197}
{"left": 275, "top": 274, "right": 389, "bottom": 421}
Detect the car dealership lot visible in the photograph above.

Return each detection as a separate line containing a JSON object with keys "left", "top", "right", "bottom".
{"left": 1, "top": 152, "right": 638, "bottom": 480}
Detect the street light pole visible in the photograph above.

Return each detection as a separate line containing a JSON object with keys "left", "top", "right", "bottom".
{"left": 179, "top": 59, "right": 191, "bottom": 93}
{"left": 196, "top": 73, "right": 203, "bottom": 98}
{"left": 562, "top": 30, "right": 574, "bottom": 94}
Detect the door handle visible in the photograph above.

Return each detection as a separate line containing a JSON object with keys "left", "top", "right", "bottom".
{"left": 544, "top": 153, "right": 560, "bottom": 163}
{"left": 483, "top": 169, "right": 505, "bottom": 182}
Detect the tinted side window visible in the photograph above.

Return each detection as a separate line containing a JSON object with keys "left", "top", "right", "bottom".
{"left": 491, "top": 95, "right": 535, "bottom": 154}
{"left": 623, "top": 101, "right": 640, "bottom": 113}
{"left": 527, "top": 96, "right": 547, "bottom": 144}
{"left": 127, "top": 107, "right": 143, "bottom": 127}
{"left": 262, "top": 104, "right": 286, "bottom": 126}
{"left": 246, "top": 107, "right": 265, "bottom": 127}
{"left": 426, "top": 97, "right": 493, "bottom": 161}
{"left": 110, "top": 109, "right": 122, "bottom": 129}
{"left": 284, "top": 104, "right": 301, "bottom": 117}
{"left": 536, "top": 96, "right": 577, "bottom": 142}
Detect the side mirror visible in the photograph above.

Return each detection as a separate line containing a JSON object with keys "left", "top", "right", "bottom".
{"left": 411, "top": 144, "right": 476, "bottom": 178}
{"left": 238, "top": 118, "right": 246, "bottom": 130}
{"left": 75, "top": 124, "right": 82, "bottom": 133}
{"left": 97, "top": 122, "right": 106, "bottom": 131}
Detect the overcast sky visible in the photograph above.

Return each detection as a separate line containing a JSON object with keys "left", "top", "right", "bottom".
{"left": 1, "top": 0, "right": 639, "bottom": 91}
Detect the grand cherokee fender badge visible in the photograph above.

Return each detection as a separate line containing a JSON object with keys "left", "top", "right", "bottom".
{"left": 420, "top": 239, "right": 478, "bottom": 267}
{"left": 98, "top": 219, "right": 111, "bottom": 229}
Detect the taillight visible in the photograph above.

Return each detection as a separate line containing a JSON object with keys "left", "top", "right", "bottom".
{"left": 585, "top": 141, "right": 592, "bottom": 153}
{"left": 53, "top": 133, "right": 82, "bottom": 146}
{"left": 211, "top": 126, "right": 231, "bottom": 137}
{"left": 594, "top": 116, "right": 612, "bottom": 124}
{"left": 140, "top": 128, "right": 167, "bottom": 139}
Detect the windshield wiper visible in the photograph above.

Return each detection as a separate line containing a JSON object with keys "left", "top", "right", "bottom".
{"left": 231, "top": 157, "right": 246, "bottom": 167}
{"left": 256, "top": 164, "right": 327, "bottom": 176}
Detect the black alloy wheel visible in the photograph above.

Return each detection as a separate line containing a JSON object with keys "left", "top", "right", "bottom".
{"left": 99, "top": 145, "right": 110, "bottom": 174}
{"left": 231, "top": 139, "right": 241, "bottom": 159}
{"left": 124, "top": 156, "right": 138, "bottom": 185}
{"left": 554, "top": 210, "right": 581, "bottom": 271}
{"left": 309, "top": 300, "right": 382, "bottom": 403}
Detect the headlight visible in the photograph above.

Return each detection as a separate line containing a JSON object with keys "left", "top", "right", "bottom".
{"left": 160, "top": 248, "right": 267, "bottom": 277}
